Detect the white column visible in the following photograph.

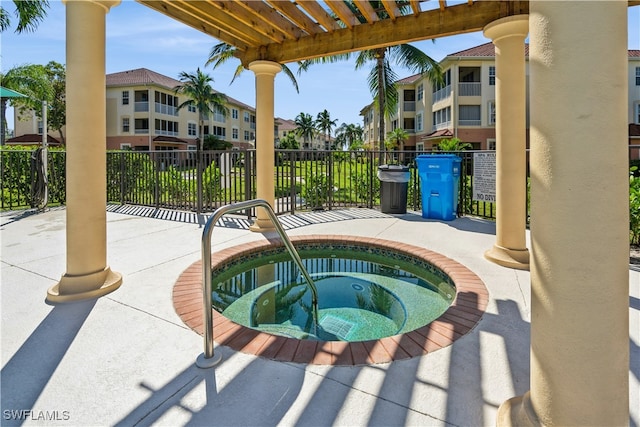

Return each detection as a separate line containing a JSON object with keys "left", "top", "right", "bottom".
{"left": 248, "top": 60, "right": 281, "bottom": 232}
{"left": 497, "top": 2, "right": 629, "bottom": 425}
{"left": 483, "top": 15, "right": 530, "bottom": 270}
{"left": 47, "top": 0, "right": 122, "bottom": 302}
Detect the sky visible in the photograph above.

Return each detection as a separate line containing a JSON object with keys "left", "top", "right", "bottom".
{"left": 1, "top": 1, "right": 639, "bottom": 132}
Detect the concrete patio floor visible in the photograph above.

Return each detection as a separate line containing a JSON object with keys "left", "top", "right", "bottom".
{"left": 1, "top": 205, "right": 638, "bottom": 426}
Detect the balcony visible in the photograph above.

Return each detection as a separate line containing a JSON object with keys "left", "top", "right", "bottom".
{"left": 403, "top": 101, "right": 416, "bottom": 111}
{"left": 432, "top": 86, "right": 451, "bottom": 103}
{"left": 155, "top": 103, "right": 178, "bottom": 116}
{"left": 458, "top": 82, "right": 481, "bottom": 97}
{"left": 458, "top": 119, "right": 481, "bottom": 126}
{"left": 135, "top": 102, "right": 149, "bottom": 112}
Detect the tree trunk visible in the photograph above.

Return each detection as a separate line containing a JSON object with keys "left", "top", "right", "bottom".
{"left": 1, "top": 99, "right": 7, "bottom": 145}
{"left": 376, "top": 51, "right": 385, "bottom": 164}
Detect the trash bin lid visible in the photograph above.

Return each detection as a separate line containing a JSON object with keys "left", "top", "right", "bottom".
{"left": 378, "top": 164, "right": 410, "bottom": 171}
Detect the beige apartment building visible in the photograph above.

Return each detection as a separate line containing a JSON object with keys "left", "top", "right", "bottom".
{"left": 275, "top": 117, "right": 328, "bottom": 150}
{"left": 13, "top": 68, "right": 259, "bottom": 151}
{"left": 362, "top": 42, "right": 640, "bottom": 157}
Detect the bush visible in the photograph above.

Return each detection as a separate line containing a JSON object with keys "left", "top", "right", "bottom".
{"left": 302, "top": 174, "right": 330, "bottom": 209}
{"left": 630, "top": 166, "right": 640, "bottom": 245}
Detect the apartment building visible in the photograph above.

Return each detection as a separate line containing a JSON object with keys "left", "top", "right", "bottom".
{"left": 275, "top": 117, "right": 328, "bottom": 150}
{"left": 362, "top": 42, "right": 640, "bottom": 156}
{"left": 105, "top": 68, "right": 257, "bottom": 151}
{"left": 12, "top": 68, "right": 259, "bottom": 151}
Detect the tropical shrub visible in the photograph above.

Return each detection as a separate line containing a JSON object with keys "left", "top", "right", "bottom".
{"left": 630, "top": 166, "right": 640, "bottom": 245}
{"left": 302, "top": 174, "right": 330, "bottom": 209}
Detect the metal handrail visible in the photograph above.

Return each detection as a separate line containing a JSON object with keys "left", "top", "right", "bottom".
{"left": 196, "top": 199, "right": 319, "bottom": 368}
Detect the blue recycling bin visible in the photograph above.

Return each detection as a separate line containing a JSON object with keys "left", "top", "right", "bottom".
{"left": 415, "top": 154, "right": 462, "bottom": 221}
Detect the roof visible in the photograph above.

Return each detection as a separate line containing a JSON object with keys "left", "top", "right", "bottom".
{"left": 422, "top": 129, "right": 454, "bottom": 140}
{"left": 107, "top": 68, "right": 254, "bottom": 112}
{"left": 447, "top": 42, "right": 637, "bottom": 59}
{"left": 396, "top": 74, "right": 423, "bottom": 85}
{"left": 106, "top": 68, "right": 182, "bottom": 89}
{"left": 5, "top": 134, "right": 61, "bottom": 145}
{"left": 448, "top": 42, "right": 530, "bottom": 58}
{"left": 153, "top": 136, "right": 189, "bottom": 144}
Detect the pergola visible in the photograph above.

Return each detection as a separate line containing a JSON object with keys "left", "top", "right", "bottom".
{"left": 52, "top": 1, "right": 635, "bottom": 426}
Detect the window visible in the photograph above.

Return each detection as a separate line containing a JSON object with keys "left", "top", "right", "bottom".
{"left": 416, "top": 113, "right": 423, "bottom": 132}
{"left": 417, "top": 84, "right": 424, "bottom": 101}
{"left": 155, "top": 119, "right": 179, "bottom": 135}
{"left": 487, "top": 138, "right": 496, "bottom": 150}
{"left": 636, "top": 103, "right": 640, "bottom": 124}
{"left": 489, "top": 66, "right": 496, "bottom": 86}
{"left": 188, "top": 122, "right": 196, "bottom": 136}
{"left": 232, "top": 128, "right": 239, "bottom": 140}
{"left": 122, "top": 117, "right": 130, "bottom": 132}
{"left": 432, "top": 107, "right": 451, "bottom": 129}
{"left": 212, "top": 126, "right": 226, "bottom": 137}
{"left": 636, "top": 67, "right": 640, "bottom": 85}
{"left": 232, "top": 108, "right": 238, "bottom": 119}
{"left": 120, "top": 143, "right": 131, "bottom": 150}
{"left": 244, "top": 112, "right": 250, "bottom": 123}
{"left": 122, "top": 91, "right": 129, "bottom": 105}
{"left": 244, "top": 130, "right": 250, "bottom": 141}
{"left": 188, "top": 105, "right": 196, "bottom": 113}
{"left": 213, "top": 106, "right": 226, "bottom": 123}
{"left": 488, "top": 101, "right": 496, "bottom": 125}
{"left": 459, "top": 105, "right": 481, "bottom": 126}
{"left": 37, "top": 120, "right": 43, "bottom": 134}
{"left": 416, "top": 142, "right": 424, "bottom": 152}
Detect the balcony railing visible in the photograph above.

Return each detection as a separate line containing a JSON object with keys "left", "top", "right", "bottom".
{"left": 134, "top": 129, "right": 149, "bottom": 134}
{"left": 458, "top": 119, "right": 481, "bottom": 126}
{"left": 135, "top": 102, "right": 149, "bottom": 112}
{"left": 155, "top": 103, "right": 178, "bottom": 116}
{"left": 432, "top": 86, "right": 451, "bottom": 103}
{"left": 403, "top": 101, "right": 416, "bottom": 111}
{"left": 432, "top": 121, "right": 451, "bottom": 131}
{"left": 458, "top": 82, "right": 481, "bottom": 97}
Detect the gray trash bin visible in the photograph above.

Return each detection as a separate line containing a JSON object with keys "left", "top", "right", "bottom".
{"left": 377, "top": 165, "right": 410, "bottom": 214}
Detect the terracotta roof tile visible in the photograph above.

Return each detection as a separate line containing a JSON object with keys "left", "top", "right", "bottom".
{"left": 630, "top": 50, "right": 640, "bottom": 58}
{"left": 396, "top": 73, "right": 422, "bottom": 84}
{"left": 448, "top": 42, "right": 529, "bottom": 58}
{"left": 106, "top": 68, "right": 254, "bottom": 112}
{"left": 6, "top": 134, "right": 61, "bottom": 145}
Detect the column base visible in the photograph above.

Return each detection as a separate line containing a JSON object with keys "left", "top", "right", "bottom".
{"left": 485, "top": 244, "right": 530, "bottom": 270}
{"left": 47, "top": 266, "right": 122, "bottom": 303}
{"left": 249, "top": 218, "right": 276, "bottom": 232}
{"left": 497, "top": 391, "right": 540, "bottom": 427}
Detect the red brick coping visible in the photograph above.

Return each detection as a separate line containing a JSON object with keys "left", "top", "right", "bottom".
{"left": 173, "top": 235, "right": 489, "bottom": 366}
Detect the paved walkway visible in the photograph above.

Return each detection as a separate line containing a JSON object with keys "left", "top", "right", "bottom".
{"left": 1, "top": 205, "right": 638, "bottom": 426}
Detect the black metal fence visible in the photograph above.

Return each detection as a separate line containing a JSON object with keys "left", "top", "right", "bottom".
{"left": 0, "top": 147, "right": 509, "bottom": 220}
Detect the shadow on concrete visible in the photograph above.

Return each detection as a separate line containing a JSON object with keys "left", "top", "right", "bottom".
{"left": 0, "top": 300, "right": 96, "bottom": 425}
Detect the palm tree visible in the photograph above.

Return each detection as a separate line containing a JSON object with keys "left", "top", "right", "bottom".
{"left": 206, "top": 42, "right": 300, "bottom": 93}
{"left": 315, "top": 109, "right": 338, "bottom": 150}
{"left": 385, "top": 127, "right": 409, "bottom": 151}
{"left": 294, "top": 112, "right": 315, "bottom": 149}
{"left": 0, "top": 0, "right": 49, "bottom": 33}
{"left": 385, "top": 127, "right": 409, "bottom": 164}
{"left": 335, "top": 122, "right": 364, "bottom": 150}
{"left": 174, "top": 68, "right": 228, "bottom": 213}
{"left": 298, "top": 1, "right": 442, "bottom": 161}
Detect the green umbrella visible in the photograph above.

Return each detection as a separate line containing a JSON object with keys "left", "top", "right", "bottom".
{"left": 0, "top": 86, "right": 27, "bottom": 98}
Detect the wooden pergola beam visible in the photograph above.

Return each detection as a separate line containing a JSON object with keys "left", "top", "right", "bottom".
{"left": 238, "top": 0, "right": 529, "bottom": 65}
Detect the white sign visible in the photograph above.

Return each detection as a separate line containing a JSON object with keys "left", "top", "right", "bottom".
{"left": 473, "top": 152, "right": 496, "bottom": 202}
